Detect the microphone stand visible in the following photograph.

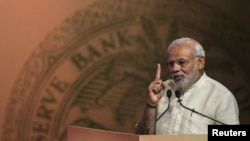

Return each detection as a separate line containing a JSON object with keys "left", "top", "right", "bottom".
{"left": 147, "top": 90, "right": 172, "bottom": 134}
{"left": 156, "top": 90, "right": 172, "bottom": 121}
{"left": 176, "top": 91, "right": 226, "bottom": 125}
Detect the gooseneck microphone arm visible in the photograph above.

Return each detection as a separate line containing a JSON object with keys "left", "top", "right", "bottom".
{"left": 156, "top": 90, "right": 172, "bottom": 121}
{"left": 146, "top": 90, "right": 172, "bottom": 134}
{"left": 175, "top": 90, "right": 226, "bottom": 125}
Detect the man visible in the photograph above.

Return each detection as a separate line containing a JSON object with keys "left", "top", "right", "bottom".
{"left": 135, "top": 37, "right": 239, "bottom": 134}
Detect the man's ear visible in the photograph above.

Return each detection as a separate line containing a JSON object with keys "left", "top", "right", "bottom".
{"left": 198, "top": 56, "right": 205, "bottom": 69}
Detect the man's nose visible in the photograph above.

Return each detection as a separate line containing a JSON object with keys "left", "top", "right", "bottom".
{"left": 170, "top": 62, "right": 181, "bottom": 72}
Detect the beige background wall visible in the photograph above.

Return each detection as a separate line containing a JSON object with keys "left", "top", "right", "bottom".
{"left": 0, "top": 0, "right": 249, "bottom": 141}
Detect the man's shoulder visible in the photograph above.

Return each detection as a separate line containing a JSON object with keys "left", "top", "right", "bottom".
{"left": 204, "top": 73, "right": 232, "bottom": 95}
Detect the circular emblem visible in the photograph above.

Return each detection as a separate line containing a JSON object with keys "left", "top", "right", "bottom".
{"left": 2, "top": 0, "right": 250, "bottom": 141}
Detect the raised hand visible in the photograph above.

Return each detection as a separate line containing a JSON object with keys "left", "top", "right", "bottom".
{"left": 147, "top": 63, "right": 165, "bottom": 106}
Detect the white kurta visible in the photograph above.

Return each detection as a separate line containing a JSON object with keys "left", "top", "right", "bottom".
{"left": 156, "top": 73, "right": 240, "bottom": 134}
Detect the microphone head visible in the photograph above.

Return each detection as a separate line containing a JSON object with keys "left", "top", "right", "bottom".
{"left": 175, "top": 90, "right": 181, "bottom": 98}
{"left": 166, "top": 90, "right": 172, "bottom": 98}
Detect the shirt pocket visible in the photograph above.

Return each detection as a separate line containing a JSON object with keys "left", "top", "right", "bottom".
{"left": 190, "top": 112, "right": 215, "bottom": 124}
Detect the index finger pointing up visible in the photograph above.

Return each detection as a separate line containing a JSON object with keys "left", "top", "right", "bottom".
{"left": 155, "top": 63, "right": 161, "bottom": 80}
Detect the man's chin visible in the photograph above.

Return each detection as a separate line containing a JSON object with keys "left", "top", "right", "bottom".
{"left": 174, "top": 81, "right": 183, "bottom": 89}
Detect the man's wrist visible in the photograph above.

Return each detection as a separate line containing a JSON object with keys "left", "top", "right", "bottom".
{"left": 146, "top": 102, "right": 157, "bottom": 108}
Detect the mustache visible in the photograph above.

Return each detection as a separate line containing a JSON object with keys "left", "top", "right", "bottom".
{"left": 171, "top": 72, "right": 185, "bottom": 78}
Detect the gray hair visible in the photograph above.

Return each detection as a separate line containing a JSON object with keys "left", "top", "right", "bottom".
{"left": 168, "top": 37, "right": 205, "bottom": 57}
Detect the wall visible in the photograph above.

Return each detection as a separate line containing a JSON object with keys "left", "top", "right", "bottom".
{"left": 0, "top": 0, "right": 249, "bottom": 141}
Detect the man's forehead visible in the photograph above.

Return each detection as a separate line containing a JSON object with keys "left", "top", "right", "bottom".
{"left": 168, "top": 44, "right": 194, "bottom": 56}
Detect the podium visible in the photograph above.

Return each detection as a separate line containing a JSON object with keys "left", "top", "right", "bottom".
{"left": 67, "top": 125, "right": 207, "bottom": 141}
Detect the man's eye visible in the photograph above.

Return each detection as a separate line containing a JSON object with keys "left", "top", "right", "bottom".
{"left": 177, "top": 60, "right": 187, "bottom": 66}
{"left": 167, "top": 61, "right": 174, "bottom": 66}
{"left": 167, "top": 59, "right": 188, "bottom": 67}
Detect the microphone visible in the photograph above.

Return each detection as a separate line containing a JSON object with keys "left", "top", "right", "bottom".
{"left": 146, "top": 90, "right": 172, "bottom": 134}
{"left": 156, "top": 90, "right": 172, "bottom": 121}
{"left": 175, "top": 90, "right": 226, "bottom": 125}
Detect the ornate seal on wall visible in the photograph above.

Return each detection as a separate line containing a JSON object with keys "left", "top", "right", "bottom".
{"left": 2, "top": 0, "right": 250, "bottom": 141}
